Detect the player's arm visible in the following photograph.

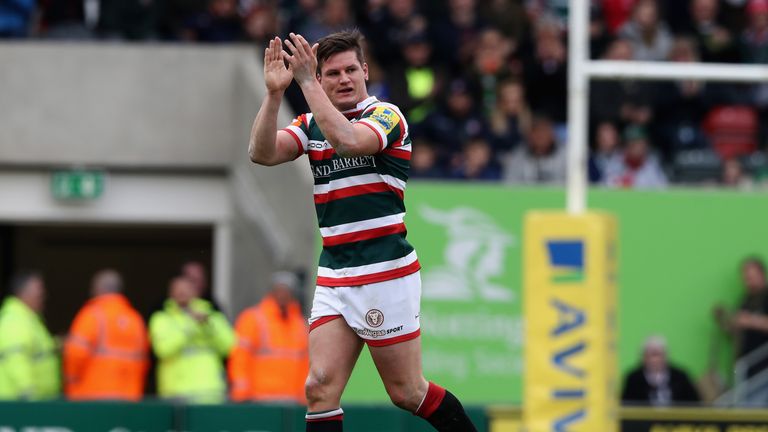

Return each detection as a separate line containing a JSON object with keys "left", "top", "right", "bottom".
{"left": 283, "top": 33, "right": 380, "bottom": 158}
{"left": 249, "top": 37, "right": 302, "bottom": 166}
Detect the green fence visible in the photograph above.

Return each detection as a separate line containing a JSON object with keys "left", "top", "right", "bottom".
{"left": 0, "top": 401, "right": 489, "bottom": 432}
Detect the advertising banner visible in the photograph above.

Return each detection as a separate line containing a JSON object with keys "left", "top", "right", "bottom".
{"left": 523, "top": 212, "right": 618, "bottom": 432}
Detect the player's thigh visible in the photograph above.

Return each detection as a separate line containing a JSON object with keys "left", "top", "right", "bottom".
{"left": 308, "top": 317, "right": 364, "bottom": 389}
{"left": 369, "top": 336, "right": 428, "bottom": 398}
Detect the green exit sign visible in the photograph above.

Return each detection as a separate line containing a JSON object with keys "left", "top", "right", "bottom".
{"left": 51, "top": 170, "right": 105, "bottom": 200}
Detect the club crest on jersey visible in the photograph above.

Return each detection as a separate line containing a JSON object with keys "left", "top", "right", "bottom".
{"left": 368, "top": 106, "right": 398, "bottom": 134}
{"left": 365, "top": 309, "right": 384, "bottom": 328}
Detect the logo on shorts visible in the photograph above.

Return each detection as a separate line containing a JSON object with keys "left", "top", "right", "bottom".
{"left": 366, "top": 309, "right": 384, "bottom": 328}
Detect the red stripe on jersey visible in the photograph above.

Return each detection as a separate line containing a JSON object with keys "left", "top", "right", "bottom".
{"left": 283, "top": 129, "right": 304, "bottom": 159}
{"left": 365, "top": 329, "right": 421, "bottom": 347}
{"left": 358, "top": 121, "right": 385, "bottom": 150}
{"left": 382, "top": 147, "right": 412, "bottom": 160}
{"left": 317, "top": 260, "right": 421, "bottom": 287}
{"left": 323, "top": 223, "right": 406, "bottom": 247}
{"left": 306, "top": 414, "right": 344, "bottom": 422}
{"left": 309, "top": 148, "right": 336, "bottom": 161}
{"left": 309, "top": 315, "right": 342, "bottom": 332}
{"left": 314, "top": 182, "right": 403, "bottom": 204}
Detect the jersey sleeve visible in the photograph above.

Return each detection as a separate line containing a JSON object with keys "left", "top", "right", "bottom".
{"left": 281, "top": 114, "right": 311, "bottom": 159}
{"left": 357, "top": 104, "right": 408, "bottom": 151}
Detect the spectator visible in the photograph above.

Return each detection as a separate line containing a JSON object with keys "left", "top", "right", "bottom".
{"left": 388, "top": 31, "right": 445, "bottom": 124}
{"left": 480, "top": 0, "right": 528, "bottom": 42}
{"left": 430, "top": 0, "right": 485, "bottom": 70}
{"left": 602, "top": 0, "right": 638, "bottom": 34}
{"left": 363, "top": 0, "right": 424, "bottom": 65}
{"left": 0, "top": 271, "right": 59, "bottom": 400}
{"left": 410, "top": 138, "right": 446, "bottom": 179}
{"left": 590, "top": 38, "right": 654, "bottom": 127}
{"left": 181, "top": 0, "right": 244, "bottom": 42}
{"left": 721, "top": 158, "right": 754, "bottom": 189}
{"left": 298, "top": 0, "right": 353, "bottom": 43}
{"left": 470, "top": 28, "right": 516, "bottom": 114}
{"left": 450, "top": 137, "right": 501, "bottom": 181}
{"left": 524, "top": 19, "right": 567, "bottom": 128}
{"left": 714, "top": 257, "right": 768, "bottom": 378}
{"left": 589, "top": 121, "right": 622, "bottom": 183}
{"left": 682, "top": 0, "right": 740, "bottom": 63}
{"left": 149, "top": 276, "right": 234, "bottom": 403}
{"left": 419, "top": 78, "right": 487, "bottom": 163}
{"left": 502, "top": 115, "right": 566, "bottom": 184}
{"left": 0, "top": 0, "right": 35, "bottom": 37}
{"left": 653, "top": 37, "right": 714, "bottom": 159}
{"left": 740, "top": 0, "right": 768, "bottom": 64}
{"left": 618, "top": 0, "right": 673, "bottom": 61}
{"left": 243, "top": 3, "right": 281, "bottom": 45}
{"left": 64, "top": 269, "right": 149, "bottom": 401}
{"left": 229, "top": 271, "right": 308, "bottom": 404}
{"left": 622, "top": 336, "right": 701, "bottom": 406}
{"left": 156, "top": 0, "right": 207, "bottom": 40}
{"left": 589, "top": 4, "right": 614, "bottom": 59}
{"left": 603, "top": 125, "right": 668, "bottom": 188}
{"left": 489, "top": 79, "right": 530, "bottom": 154}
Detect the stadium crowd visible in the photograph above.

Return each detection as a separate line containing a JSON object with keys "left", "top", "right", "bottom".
{"left": 3, "top": 0, "right": 768, "bottom": 187}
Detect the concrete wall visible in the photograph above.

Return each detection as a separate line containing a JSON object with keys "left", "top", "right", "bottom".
{"left": 0, "top": 43, "right": 253, "bottom": 168}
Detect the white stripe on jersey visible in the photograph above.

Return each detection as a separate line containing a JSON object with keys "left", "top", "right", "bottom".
{"left": 319, "top": 212, "right": 405, "bottom": 237}
{"left": 317, "top": 250, "right": 418, "bottom": 278}
{"left": 313, "top": 173, "right": 406, "bottom": 195}
{"left": 357, "top": 118, "right": 388, "bottom": 150}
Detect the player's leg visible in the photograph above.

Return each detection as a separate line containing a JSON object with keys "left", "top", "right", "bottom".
{"left": 305, "top": 317, "right": 364, "bottom": 432}
{"left": 369, "top": 338, "right": 478, "bottom": 432}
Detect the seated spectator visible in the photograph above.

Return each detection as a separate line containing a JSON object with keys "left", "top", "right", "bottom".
{"left": 410, "top": 138, "right": 446, "bottom": 179}
{"left": 450, "top": 137, "right": 501, "bottom": 181}
{"left": 229, "top": 272, "right": 308, "bottom": 404}
{"left": 430, "top": 0, "right": 486, "bottom": 69}
{"left": 653, "top": 37, "right": 714, "bottom": 159}
{"left": 181, "top": 0, "right": 244, "bottom": 42}
{"left": 470, "top": 28, "right": 516, "bottom": 114}
{"left": 714, "top": 257, "right": 768, "bottom": 379}
{"left": 622, "top": 336, "right": 701, "bottom": 406}
{"left": 298, "top": 0, "right": 353, "bottom": 44}
{"left": 682, "top": 0, "right": 740, "bottom": 63}
{"left": 489, "top": 79, "right": 530, "bottom": 154}
{"left": 149, "top": 276, "right": 234, "bottom": 403}
{"left": 740, "top": 0, "right": 768, "bottom": 64}
{"left": 589, "top": 121, "right": 622, "bottom": 183}
{"left": 721, "top": 158, "right": 754, "bottom": 190}
{"left": 363, "top": 0, "right": 425, "bottom": 65}
{"left": 0, "top": 0, "right": 35, "bottom": 38}
{"left": 603, "top": 125, "right": 668, "bottom": 189}
{"left": 419, "top": 78, "right": 487, "bottom": 162}
{"left": 502, "top": 115, "right": 566, "bottom": 184}
{"left": 590, "top": 38, "right": 654, "bottom": 127}
{"left": 618, "top": 0, "right": 673, "bottom": 61}
{"left": 243, "top": 3, "right": 280, "bottom": 45}
{"left": 524, "top": 20, "right": 567, "bottom": 129}
{"left": 480, "top": 0, "right": 528, "bottom": 42}
{"left": 388, "top": 31, "right": 445, "bottom": 125}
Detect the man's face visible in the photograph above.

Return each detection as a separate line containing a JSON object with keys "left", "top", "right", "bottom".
{"left": 643, "top": 346, "right": 667, "bottom": 374}
{"left": 318, "top": 50, "right": 369, "bottom": 111}
{"left": 743, "top": 263, "right": 766, "bottom": 294}
{"left": 183, "top": 263, "right": 207, "bottom": 296}
{"left": 24, "top": 276, "right": 46, "bottom": 313}
{"left": 170, "top": 278, "right": 196, "bottom": 307}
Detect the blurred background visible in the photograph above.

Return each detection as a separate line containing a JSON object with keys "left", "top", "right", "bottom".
{"left": 2, "top": 0, "right": 768, "bottom": 431}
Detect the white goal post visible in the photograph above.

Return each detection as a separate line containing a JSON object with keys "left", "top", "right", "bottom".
{"left": 567, "top": 0, "right": 768, "bottom": 214}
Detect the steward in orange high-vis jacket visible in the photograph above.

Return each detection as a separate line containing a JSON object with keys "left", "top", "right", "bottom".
{"left": 229, "top": 272, "right": 309, "bottom": 404}
{"left": 64, "top": 270, "right": 148, "bottom": 401}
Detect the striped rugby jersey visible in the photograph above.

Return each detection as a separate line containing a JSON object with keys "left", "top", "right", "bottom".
{"left": 282, "top": 96, "right": 420, "bottom": 287}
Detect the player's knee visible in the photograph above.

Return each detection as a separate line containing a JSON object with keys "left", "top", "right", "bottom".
{"left": 386, "top": 384, "right": 420, "bottom": 412}
{"left": 305, "top": 371, "right": 329, "bottom": 404}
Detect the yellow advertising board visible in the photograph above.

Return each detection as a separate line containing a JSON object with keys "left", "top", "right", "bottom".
{"left": 523, "top": 212, "right": 618, "bottom": 432}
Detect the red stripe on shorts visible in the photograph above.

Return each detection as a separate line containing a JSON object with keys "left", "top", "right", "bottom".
{"left": 365, "top": 328, "right": 421, "bottom": 347}
{"left": 309, "top": 315, "right": 342, "bottom": 332}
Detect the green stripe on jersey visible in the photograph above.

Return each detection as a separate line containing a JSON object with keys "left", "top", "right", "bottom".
{"left": 319, "top": 234, "right": 414, "bottom": 270}
{"left": 316, "top": 192, "right": 406, "bottom": 228}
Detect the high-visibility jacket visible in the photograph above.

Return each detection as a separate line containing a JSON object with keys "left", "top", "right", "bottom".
{"left": 149, "top": 298, "right": 234, "bottom": 404}
{"left": 64, "top": 293, "right": 149, "bottom": 401}
{"left": 228, "top": 296, "right": 308, "bottom": 403}
{"left": 0, "top": 297, "right": 60, "bottom": 400}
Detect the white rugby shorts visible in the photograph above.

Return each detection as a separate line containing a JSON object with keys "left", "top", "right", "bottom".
{"left": 308, "top": 271, "right": 421, "bottom": 346}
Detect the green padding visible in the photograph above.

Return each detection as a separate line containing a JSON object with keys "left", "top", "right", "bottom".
{"left": 182, "top": 404, "right": 288, "bottom": 432}
{"left": 0, "top": 401, "right": 174, "bottom": 431}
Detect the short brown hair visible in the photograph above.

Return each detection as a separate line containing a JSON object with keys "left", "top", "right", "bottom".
{"left": 316, "top": 29, "right": 365, "bottom": 74}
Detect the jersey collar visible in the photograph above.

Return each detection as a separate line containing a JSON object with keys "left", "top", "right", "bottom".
{"left": 341, "top": 96, "right": 378, "bottom": 119}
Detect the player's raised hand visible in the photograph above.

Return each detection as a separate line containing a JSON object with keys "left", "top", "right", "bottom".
{"left": 263, "top": 37, "right": 293, "bottom": 94}
{"left": 282, "top": 33, "right": 319, "bottom": 87}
